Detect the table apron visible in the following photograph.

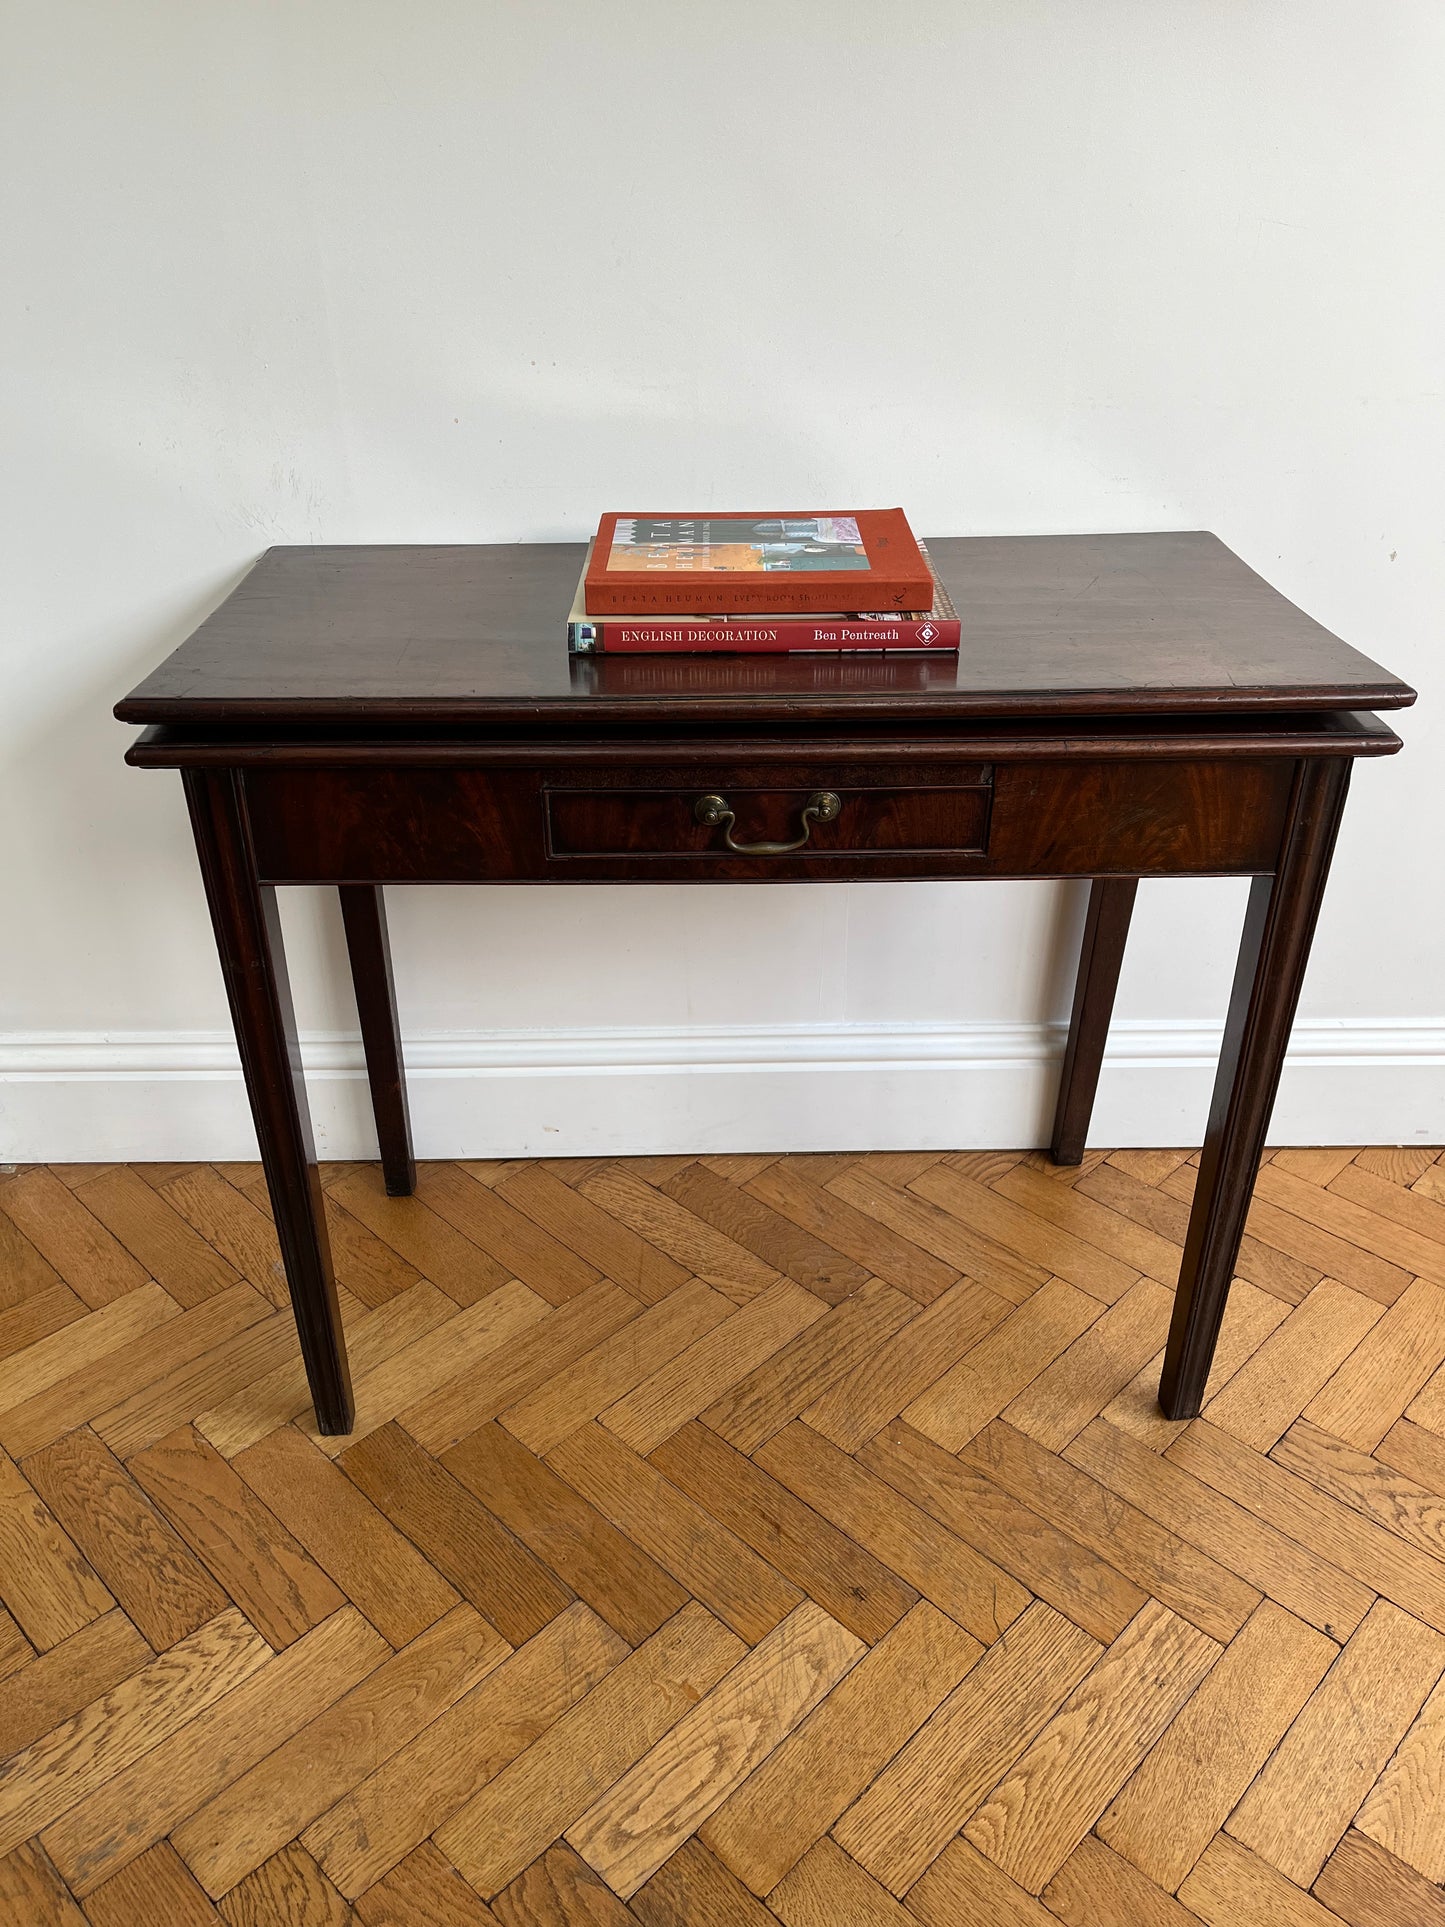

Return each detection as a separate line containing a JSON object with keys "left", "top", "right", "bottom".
{"left": 240, "top": 755, "right": 1299, "bottom": 882}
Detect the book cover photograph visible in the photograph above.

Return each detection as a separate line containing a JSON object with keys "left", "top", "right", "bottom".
{"left": 606, "top": 516, "right": 873, "bottom": 576}
{"left": 584, "top": 507, "right": 931, "bottom": 614}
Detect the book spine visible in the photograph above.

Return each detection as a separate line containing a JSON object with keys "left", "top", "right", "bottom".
{"left": 569, "top": 616, "right": 960, "bottom": 655}
{"left": 582, "top": 575, "right": 931, "bottom": 616}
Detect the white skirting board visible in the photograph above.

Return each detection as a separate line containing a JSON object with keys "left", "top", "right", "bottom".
{"left": 2, "top": 1020, "right": 1442, "bottom": 1163}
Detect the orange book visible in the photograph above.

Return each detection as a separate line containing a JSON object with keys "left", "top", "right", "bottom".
{"left": 584, "top": 509, "right": 932, "bottom": 615}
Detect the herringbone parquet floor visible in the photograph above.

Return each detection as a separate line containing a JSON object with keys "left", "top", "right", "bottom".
{"left": 4, "top": 1146, "right": 1445, "bottom": 1926}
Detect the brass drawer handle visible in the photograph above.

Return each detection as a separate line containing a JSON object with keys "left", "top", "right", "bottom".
{"left": 694, "top": 789, "right": 842, "bottom": 855}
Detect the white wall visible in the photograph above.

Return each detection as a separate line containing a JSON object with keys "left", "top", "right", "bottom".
{"left": 2, "top": 0, "right": 1442, "bottom": 1160}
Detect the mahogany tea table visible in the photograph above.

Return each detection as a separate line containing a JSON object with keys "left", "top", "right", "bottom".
{"left": 115, "top": 534, "right": 1415, "bottom": 1436}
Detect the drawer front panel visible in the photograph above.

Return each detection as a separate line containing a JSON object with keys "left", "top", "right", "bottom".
{"left": 546, "top": 780, "right": 992, "bottom": 860}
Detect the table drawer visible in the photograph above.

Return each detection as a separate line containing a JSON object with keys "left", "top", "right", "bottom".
{"left": 242, "top": 754, "right": 1293, "bottom": 882}
{"left": 545, "top": 776, "right": 992, "bottom": 861}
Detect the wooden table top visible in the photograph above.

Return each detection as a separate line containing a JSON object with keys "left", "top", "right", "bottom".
{"left": 116, "top": 532, "right": 1415, "bottom": 730}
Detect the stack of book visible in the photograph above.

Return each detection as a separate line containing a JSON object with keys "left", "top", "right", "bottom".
{"left": 567, "top": 510, "right": 959, "bottom": 655}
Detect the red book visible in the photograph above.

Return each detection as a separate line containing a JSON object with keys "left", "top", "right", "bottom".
{"left": 568, "top": 543, "right": 959, "bottom": 653}
{"left": 583, "top": 509, "right": 931, "bottom": 615}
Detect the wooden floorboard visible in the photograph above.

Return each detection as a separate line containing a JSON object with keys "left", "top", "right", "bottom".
{"left": 3, "top": 1144, "right": 1445, "bottom": 1921}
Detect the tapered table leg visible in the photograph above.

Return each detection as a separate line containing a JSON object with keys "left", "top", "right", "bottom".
{"left": 1050, "top": 877, "right": 1139, "bottom": 1166}
{"left": 1159, "top": 758, "right": 1352, "bottom": 1419}
{"left": 340, "top": 885, "right": 416, "bottom": 1197}
{"left": 184, "top": 770, "right": 354, "bottom": 1434}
